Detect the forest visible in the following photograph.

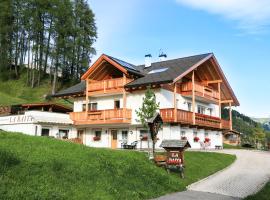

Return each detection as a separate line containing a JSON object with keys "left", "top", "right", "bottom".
{"left": 0, "top": 0, "right": 97, "bottom": 94}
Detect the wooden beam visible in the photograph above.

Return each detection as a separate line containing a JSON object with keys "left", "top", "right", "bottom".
{"left": 229, "top": 102, "right": 232, "bottom": 130}
{"left": 174, "top": 83, "right": 177, "bottom": 122}
{"left": 218, "top": 82, "right": 221, "bottom": 128}
{"left": 204, "top": 80, "right": 222, "bottom": 84}
{"left": 86, "top": 78, "right": 89, "bottom": 117}
{"left": 221, "top": 100, "right": 233, "bottom": 104}
{"left": 192, "top": 71, "right": 195, "bottom": 125}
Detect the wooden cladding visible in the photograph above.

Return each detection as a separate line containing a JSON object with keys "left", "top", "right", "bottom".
{"left": 70, "top": 108, "right": 132, "bottom": 125}
{"left": 160, "top": 108, "right": 230, "bottom": 130}
{"left": 181, "top": 81, "right": 220, "bottom": 102}
{"left": 87, "top": 77, "right": 133, "bottom": 96}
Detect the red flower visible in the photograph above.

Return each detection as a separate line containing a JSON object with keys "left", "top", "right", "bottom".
{"left": 93, "top": 136, "right": 101, "bottom": 141}
{"left": 204, "top": 138, "right": 210, "bottom": 143}
{"left": 141, "top": 136, "right": 148, "bottom": 141}
{"left": 194, "top": 136, "right": 200, "bottom": 142}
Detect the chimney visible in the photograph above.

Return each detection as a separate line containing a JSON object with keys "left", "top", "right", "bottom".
{"left": 145, "top": 54, "right": 152, "bottom": 68}
{"left": 159, "top": 53, "right": 167, "bottom": 61}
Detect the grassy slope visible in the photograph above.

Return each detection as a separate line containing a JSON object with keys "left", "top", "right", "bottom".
{"left": 245, "top": 182, "right": 270, "bottom": 200}
{"left": 223, "top": 143, "right": 244, "bottom": 149}
{"left": 0, "top": 131, "right": 236, "bottom": 199}
{"left": 0, "top": 71, "right": 70, "bottom": 107}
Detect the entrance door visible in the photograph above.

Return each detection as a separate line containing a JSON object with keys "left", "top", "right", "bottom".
{"left": 111, "top": 130, "right": 118, "bottom": 149}
{"left": 77, "top": 130, "right": 84, "bottom": 144}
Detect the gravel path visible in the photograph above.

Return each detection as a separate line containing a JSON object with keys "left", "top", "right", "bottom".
{"left": 155, "top": 149, "right": 270, "bottom": 200}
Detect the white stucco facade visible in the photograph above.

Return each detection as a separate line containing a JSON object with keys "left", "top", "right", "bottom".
{"left": 72, "top": 88, "right": 223, "bottom": 149}
{"left": 0, "top": 111, "right": 77, "bottom": 138}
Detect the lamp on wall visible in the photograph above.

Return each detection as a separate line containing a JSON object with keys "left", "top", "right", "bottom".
{"left": 129, "top": 130, "right": 133, "bottom": 135}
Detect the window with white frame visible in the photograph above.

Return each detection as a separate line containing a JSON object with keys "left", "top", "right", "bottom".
{"left": 197, "top": 105, "right": 206, "bottom": 114}
{"left": 193, "top": 131, "right": 198, "bottom": 137}
{"left": 82, "top": 103, "right": 98, "bottom": 111}
{"left": 122, "top": 130, "right": 128, "bottom": 140}
{"left": 208, "top": 108, "right": 213, "bottom": 116}
{"left": 204, "top": 132, "right": 209, "bottom": 137}
{"left": 187, "top": 102, "right": 192, "bottom": 111}
{"left": 181, "top": 131, "right": 186, "bottom": 137}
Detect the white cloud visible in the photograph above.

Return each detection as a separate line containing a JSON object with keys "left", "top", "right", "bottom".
{"left": 176, "top": 0, "right": 270, "bottom": 33}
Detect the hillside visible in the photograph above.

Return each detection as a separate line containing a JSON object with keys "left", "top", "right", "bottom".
{"left": 0, "top": 70, "right": 71, "bottom": 107}
{"left": 222, "top": 108, "right": 270, "bottom": 145}
{"left": 0, "top": 131, "right": 235, "bottom": 199}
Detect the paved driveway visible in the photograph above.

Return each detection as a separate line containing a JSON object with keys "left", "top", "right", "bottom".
{"left": 155, "top": 149, "right": 270, "bottom": 200}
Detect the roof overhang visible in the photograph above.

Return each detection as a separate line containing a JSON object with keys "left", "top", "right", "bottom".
{"left": 173, "top": 53, "right": 239, "bottom": 107}
{"left": 81, "top": 54, "right": 128, "bottom": 80}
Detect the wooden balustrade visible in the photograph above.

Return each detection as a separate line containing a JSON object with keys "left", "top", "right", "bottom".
{"left": 181, "top": 81, "right": 220, "bottom": 102}
{"left": 70, "top": 108, "right": 132, "bottom": 125}
{"left": 88, "top": 77, "right": 133, "bottom": 95}
{"left": 160, "top": 108, "right": 230, "bottom": 130}
{"left": 195, "top": 113, "right": 221, "bottom": 128}
{"left": 221, "top": 119, "right": 231, "bottom": 130}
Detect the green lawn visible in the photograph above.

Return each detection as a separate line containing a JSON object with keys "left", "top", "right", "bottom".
{"left": 245, "top": 182, "right": 270, "bottom": 200}
{"left": 0, "top": 70, "right": 71, "bottom": 107}
{"left": 223, "top": 143, "right": 244, "bottom": 149}
{"left": 0, "top": 131, "right": 236, "bottom": 199}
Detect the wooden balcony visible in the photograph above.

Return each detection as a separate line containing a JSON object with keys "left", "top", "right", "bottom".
{"left": 181, "top": 81, "right": 220, "bottom": 103}
{"left": 70, "top": 108, "right": 132, "bottom": 125}
{"left": 160, "top": 108, "right": 230, "bottom": 130}
{"left": 88, "top": 77, "right": 133, "bottom": 96}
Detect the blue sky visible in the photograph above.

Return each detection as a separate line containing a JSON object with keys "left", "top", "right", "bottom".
{"left": 89, "top": 0, "right": 270, "bottom": 118}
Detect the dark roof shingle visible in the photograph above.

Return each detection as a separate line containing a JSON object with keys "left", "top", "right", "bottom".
{"left": 53, "top": 81, "right": 86, "bottom": 97}
{"left": 126, "top": 53, "right": 212, "bottom": 87}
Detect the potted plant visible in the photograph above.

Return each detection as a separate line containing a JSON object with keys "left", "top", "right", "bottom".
{"left": 204, "top": 138, "right": 210, "bottom": 143}
{"left": 93, "top": 136, "right": 101, "bottom": 141}
{"left": 194, "top": 136, "right": 200, "bottom": 142}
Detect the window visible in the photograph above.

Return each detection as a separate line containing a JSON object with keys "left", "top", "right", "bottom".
{"left": 198, "top": 105, "right": 205, "bottom": 114}
{"left": 148, "top": 68, "right": 168, "bottom": 74}
{"left": 193, "top": 131, "right": 198, "bottom": 137}
{"left": 122, "top": 131, "right": 128, "bottom": 140}
{"left": 208, "top": 108, "right": 213, "bottom": 116}
{"left": 41, "top": 128, "right": 50, "bottom": 136}
{"left": 205, "top": 132, "right": 209, "bottom": 137}
{"left": 95, "top": 130, "right": 102, "bottom": 138}
{"left": 59, "top": 129, "right": 69, "bottom": 139}
{"left": 187, "top": 102, "right": 192, "bottom": 111}
{"left": 181, "top": 131, "right": 186, "bottom": 137}
{"left": 114, "top": 100, "right": 120, "bottom": 109}
{"left": 89, "top": 103, "right": 97, "bottom": 111}
{"left": 82, "top": 103, "right": 98, "bottom": 111}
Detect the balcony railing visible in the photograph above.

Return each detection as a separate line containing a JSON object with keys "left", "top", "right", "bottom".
{"left": 70, "top": 108, "right": 132, "bottom": 125}
{"left": 181, "top": 81, "right": 220, "bottom": 102}
{"left": 160, "top": 108, "right": 230, "bottom": 130}
{"left": 88, "top": 77, "right": 133, "bottom": 95}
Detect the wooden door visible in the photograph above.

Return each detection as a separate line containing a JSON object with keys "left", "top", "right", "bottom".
{"left": 111, "top": 130, "right": 118, "bottom": 149}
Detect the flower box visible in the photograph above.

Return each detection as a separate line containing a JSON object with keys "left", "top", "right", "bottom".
{"left": 141, "top": 136, "right": 148, "bottom": 141}
{"left": 93, "top": 136, "right": 101, "bottom": 141}
{"left": 204, "top": 138, "right": 210, "bottom": 143}
{"left": 194, "top": 136, "right": 200, "bottom": 142}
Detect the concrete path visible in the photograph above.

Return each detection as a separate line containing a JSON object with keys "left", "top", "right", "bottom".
{"left": 155, "top": 149, "right": 270, "bottom": 200}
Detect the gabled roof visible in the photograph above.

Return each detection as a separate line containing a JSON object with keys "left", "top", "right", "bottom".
{"left": 81, "top": 54, "right": 143, "bottom": 80}
{"left": 52, "top": 81, "right": 86, "bottom": 97}
{"left": 125, "top": 53, "right": 212, "bottom": 87}
{"left": 160, "top": 139, "right": 191, "bottom": 148}
{"left": 53, "top": 53, "right": 239, "bottom": 106}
